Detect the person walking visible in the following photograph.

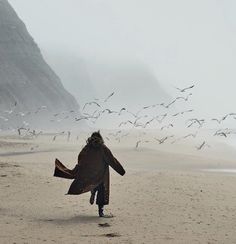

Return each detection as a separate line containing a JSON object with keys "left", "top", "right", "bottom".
{"left": 54, "top": 131, "right": 125, "bottom": 217}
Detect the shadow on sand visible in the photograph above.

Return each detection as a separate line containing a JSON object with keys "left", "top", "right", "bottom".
{"left": 38, "top": 215, "right": 102, "bottom": 225}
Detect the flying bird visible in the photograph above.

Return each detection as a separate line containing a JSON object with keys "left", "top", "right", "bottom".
{"left": 161, "top": 124, "right": 174, "bottom": 130}
{"left": 196, "top": 141, "right": 210, "bottom": 150}
{"left": 83, "top": 101, "right": 101, "bottom": 111}
{"left": 172, "top": 109, "right": 194, "bottom": 117}
{"left": 104, "top": 92, "right": 115, "bottom": 102}
{"left": 175, "top": 85, "right": 195, "bottom": 93}
{"left": 119, "top": 120, "right": 133, "bottom": 127}
{"left": 155, "top": 135, "right": 174, "bottom": 144}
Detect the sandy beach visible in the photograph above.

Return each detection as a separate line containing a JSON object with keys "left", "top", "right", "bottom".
{"left": 1, "top": 132, "right": 236, "bottom": 244}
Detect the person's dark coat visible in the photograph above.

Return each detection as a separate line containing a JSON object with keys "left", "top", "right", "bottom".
{"left": 54, "top": 139, "right": 125, "bottom": 205}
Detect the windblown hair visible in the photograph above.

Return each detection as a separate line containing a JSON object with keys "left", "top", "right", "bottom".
{"left": 86, "top": 131, "right": 104, "bottom": 148}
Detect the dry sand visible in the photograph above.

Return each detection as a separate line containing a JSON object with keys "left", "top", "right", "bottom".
{"left": 1, "top": 132, "right": 236, "bottom": 244}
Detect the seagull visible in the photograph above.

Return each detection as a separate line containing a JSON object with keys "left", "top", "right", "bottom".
{"left": 163, "top": 93, "right": 193, "bottom": 109}
{"left": 156, "top": 113, "right": 168, "bottom": 123}
{"left": 135, "top": 140, "right": 149, "bottom": 149}
{"left": 175, "top": 85, "right": 195, "bottom": 93}
{"left": 161, "top": 124, "right": 174, "bottom": 130}
{"left": 183, "top": 132, "right": 198, "bottom": 139}
{"left": 196, "top": 141, "right": 210, "bottom": 150}
{"left": 104, "top": 92, "right": 115, "bottom": 102}
{"left": 211, "top": 118, "right": 222, "bottom": 124}
{"left": 135, "top": 140, "right": 142, "bottom": 149}
{"left": 172, "top": 109, "right": 194, "bottom": 117}
{"left": 222, "top": 113, "right": 236, "bottom": 121}
{"left": 155, "top": 135, "right": 174, "bottom": 144}
{"left": 214, "top": 129, "right": 233, "bottom": 137}
{"left": 141, "top": 118, "right": 156, "bottom": 128}
{"left": 101, "top": 109, "right": 118, "bottom": 114}
{"left": 187, "top": 118, "right": 205, "bottom": 128}
{"left": 119, "top": 120, "right": 133, "bottom": 127}
{"left": 75, "top": 117, "right": 89, "bottom": 121}
{"left": 118, "top": 108, "right": 126, "bottom": 115}
{"left": 83, "top": 101, "right": 101, "bottom": 111}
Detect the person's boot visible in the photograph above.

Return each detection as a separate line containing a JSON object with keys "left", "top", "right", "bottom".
{"left": 98, "top": 205, "right": 104, "bottom": 217}
{"left": 90, "top": 192, "right": 95, "bottom": 205}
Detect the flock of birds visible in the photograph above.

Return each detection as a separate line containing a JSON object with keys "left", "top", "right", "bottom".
{"left": 0, "top": 84, "right": 236, "bottom": 151}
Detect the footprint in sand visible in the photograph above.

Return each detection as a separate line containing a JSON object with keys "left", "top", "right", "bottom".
{"left": 98, "top": 223, "right": 111, "bottom": 228}
{"left": 102, "top": 232, "right": 121, "bottom": 238}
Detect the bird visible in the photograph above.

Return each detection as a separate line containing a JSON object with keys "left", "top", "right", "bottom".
{"left": 212, "top": 113, "right": 236, "bottom": 124}
{"left": 119, "top": 120, "right": 133, "bottom": 127}
{"left": 175, "top": 85, "right": 195, "bottom": 92}
{"left": 118, "top": 108, "right": 126, "bottom": 115}
{"left": 75, "top": 117, "right": 89, "bottom": 121}
{"left": 172, "top": 109, "right": 194, "bottom": 117}
{"left": 83, "top": 101, "right": 101, "bottom": 111}
{"left": 183, "top": 132, "right": 198, "bottom": 139}
{"left": 141, "top": 118, "right": 156, "bottom": 128}
{"left": 155, "top": 135, "right": 174, "bottom": 144}
{"left": 214, "top": 129, "right": 233, "bottom": 137}
{"left": 211, "top": 118, "right": 222, "bottom": 124}
{"left": 196, "top": 141, "right": 210, "bottom": 150}
{"left": 101, "top": 109, "right": 118, "bottom": 114}
{"left": 163, "top": 93, "right": 193, "bottom": 109}
{"left": 135, "top": 140, "right": 142, "bottom": 149}
{"left": 104, "top": 92, "right": 115, "bottom": 102}
{"left": 156, "top": 113, "right": 168, "bottom": 123}
{"left": 222, "top": 113, "right": 236, "bottom": 121}
{"left": 187, "top": 118, "right": 205, "bottom": 128}
{"left": 135, "top": 140, "right": 149, "bottom": 149}
{"left": 161, "top": 124, "right": 174, "bottom": 130}
{"left": 214, "top": 132, "right": 228, "bottom": 138}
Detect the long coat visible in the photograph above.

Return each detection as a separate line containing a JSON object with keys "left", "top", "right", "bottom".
{"left": 54, "top": 143, "right": 125, "bottom": 205}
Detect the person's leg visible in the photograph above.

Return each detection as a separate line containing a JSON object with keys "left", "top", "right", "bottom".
{"left": 90, "top": 186, "right": 98, "bottom": 205}
{"left": 96, "top": 183, "right": 105, "bottom": 217}
{"left": 98, "top": 204, "right": 104, "bottom": 217}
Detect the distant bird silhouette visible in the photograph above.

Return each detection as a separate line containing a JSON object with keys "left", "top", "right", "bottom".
{"left": 135, "top": 140, "right": 149, "bottom": 149}
{"left": 118, "top": 108, "right": 126, "bottom": 115}
{"left": 156, "top": 113, "right": 168, "bottom": 123}
{"left": 75, "top": 117, "right": 89, "bottom": 121}
{"left": 135, "top": 140, "right": 142, "bottom": 149}
{"left": 214, "top": 129, "right": 233, "bottom": 137}
{"left": 155, "top": 135, "right": 174, "bottom": 144}
{"left": 104, "top": 92, "right": 115, "bottom": 102}
{"left": 119, "top": 120, "right": 133, "bottom": 127}
{"left": 196, "top": 141, "right": 210, "bottom": 150}
{"left": 83, "top": 101, "right": 101, "bottom": 111}
{"left": 183, "top": 132, "right": 198, "bottom": 139}
{"left": 141, "top": 118, "right": 156, "bottom": 128}
{"left": 187, "top": 118, "right": 205, "bottom": 128}
{"left": 172, "top": 109, "right": 194, "bottom": 117}
{"left": 211, "top": 118, "right": 222, "bottom": 124}
{"left": 175, "top": 85, "right": 195, "bottom": 93}
{"left": 161, "top": 124, "right": 174, "bottom": 130}
{"left": 101, "top": 109, "right": 118, "bottom": 114}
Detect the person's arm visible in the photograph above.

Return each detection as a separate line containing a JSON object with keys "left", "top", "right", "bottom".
{"left": 103, "top": 146, "right": 125, "bottom": 176}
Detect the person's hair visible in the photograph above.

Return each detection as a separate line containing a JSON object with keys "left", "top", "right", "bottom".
{"left": 86, "top": 130, "right": 104, "bottom": 147}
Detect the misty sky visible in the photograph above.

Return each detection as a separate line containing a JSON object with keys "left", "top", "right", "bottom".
{"left": 8, "top": 0, "right": 236, "bottom": 119}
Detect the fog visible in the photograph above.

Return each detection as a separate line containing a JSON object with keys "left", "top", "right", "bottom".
{"left": 8, "top": 0, "right": 236, "bottom": 123}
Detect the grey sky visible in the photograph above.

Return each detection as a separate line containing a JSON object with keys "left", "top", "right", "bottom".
{"left": 8, "top": 0, "right": 236, "bottom": 119}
